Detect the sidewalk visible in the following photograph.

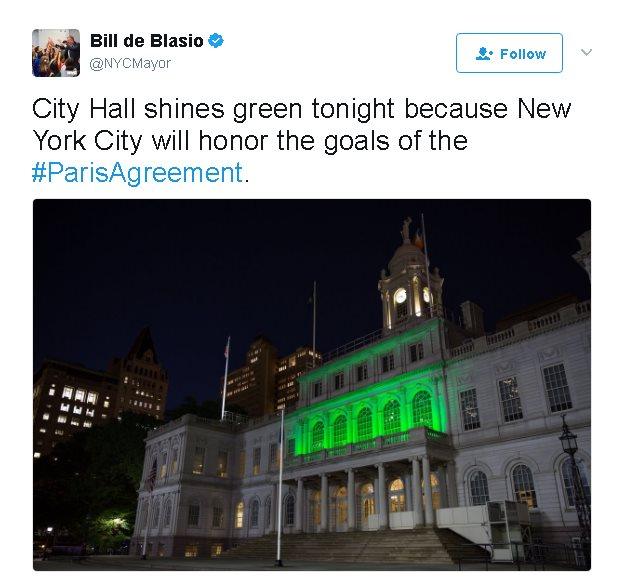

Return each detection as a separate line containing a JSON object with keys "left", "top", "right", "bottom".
{"left": 33, "top": 555, "right": 571, "bottom": 571}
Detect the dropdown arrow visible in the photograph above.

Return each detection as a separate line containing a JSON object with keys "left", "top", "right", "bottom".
{"left": 581, "top": 48, "right": 592, "bottom": 56}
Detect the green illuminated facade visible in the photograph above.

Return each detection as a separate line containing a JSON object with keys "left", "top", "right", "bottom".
{"left": 288, "top": 320, "right": 448, "bottom": 456}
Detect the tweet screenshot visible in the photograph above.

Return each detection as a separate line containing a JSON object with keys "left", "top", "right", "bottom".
{"left": 9, "top": 0, "right": 619, "bottom": 577}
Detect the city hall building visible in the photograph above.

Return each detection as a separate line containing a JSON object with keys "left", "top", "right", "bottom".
{"left": 131, "top": 223, "right": 590, "bottom": 560}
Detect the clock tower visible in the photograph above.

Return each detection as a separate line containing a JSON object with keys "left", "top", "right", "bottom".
{"left": 378, "top": 217, "right": 444, "bottom": 334}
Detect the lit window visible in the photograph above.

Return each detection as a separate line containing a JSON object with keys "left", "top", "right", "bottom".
{"left": 333, "top": 415, "right": 347, "bottom": 446}
{"left": 87, "top": 392, "right": 98, "bottom": 405}
{"left": 62, "top": 387, "right": 73, "bottom": 399}
{"left": 83, "top": 420, "right": 92, "bottom": 428}
{"left": 86, "top": 409, "right": 95, "bottom": 417}
{"left": 389, "top": 478, "right": 406, "bottom": 512}
{"left": 412, "top": 392, "right": 433, "bottom": 427}
{"left": 48, "top": 388, "right": 56, "bottom": 396}
{"left": 184, "top": 543, "right": 199, "bottom": 558}
{"left": 211, "top": 544, "right": 223, "bottom": 557}
{"left": 54, "top": 429, "right": 64, "bottom": 435}
{"left": 460, "top": 388, "right": 481, "bottom": 430}
{"left": 543, "top": 364, "right": 573, "bottom": 413}
{"left": 499, "top": 377, "right": 524, "bottom": 422}
{"left": 57, "top": 415, "right": 67, "bottom": 424}
{"left": 60, "top": 403, "right": 70, "bottom": 412}
{"left": 39, "top": 428, "right": 46, "bottom": 433}
{"left": 75, "top": 389, "right": 86, "bottom": 402}
{"left": 103, "top": 400, "right": 110, "bottom": 408}
{"left": 469, "top": 471, "right": 490, "bottom": 505}
{"left": 33, "top": 452, "right": 41, "bottom": 458}
{"left": 383, "top": 400, "right": 401, "bottom": 434}
{"left": 101, "top": 414, "right": 107, "bottom": 419}
{"left": 311, "top": 421, "right": 325, "bottom": 451}
{"left": 71, "top": 419, "right": 80, "bottom": 426}
{"left": 73, "top": 406, "right": 83, "bottom": 415}
{"left": 512, "top": 464, "right": 537, "bottom": 508}
{"left": 235, "top": 501, "right": 244, "bottom": 528}
{"left": 357, "top": 407, "right": 373, "bottom": 441}
{"left": 42, "top": 413, "right": 50, "bottom": 421}
{"left": 192, "top": 447, "right": 205, "bottom": 475}
{"left": 423, "top": 287, "right": 431, "bottom": 303}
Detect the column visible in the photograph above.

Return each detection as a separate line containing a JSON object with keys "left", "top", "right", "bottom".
{"left": 377, "top": 463, "right": 389, "bottom": 530}
{"left": 411, "top": 457, "right": 424, "bottom": 526}
{"left": 438, "top": 466, "right": 449, "bottom": 509}
{"left": 422, "top": 455, "right": 435, "bottom": 525}
{"left": 446, "top": 461, "right": 459, "bottom": 507}
{"left": 320, "top": 473, "right": 329, "bottom": 532}
{"left": 405, "top": 473, "right": 413, "bottom": 512}
{"left": 295, "top": 478, "right": 304, "bottom": 533}
{"left": 347, "top": 468, "right": 356, "bottom": 531}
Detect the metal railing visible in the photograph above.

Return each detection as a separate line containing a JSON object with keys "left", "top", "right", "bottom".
{"left": 454, "top": 542, "right": 588, "bottom": 571}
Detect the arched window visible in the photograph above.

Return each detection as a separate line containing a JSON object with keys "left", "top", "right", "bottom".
{"left": 333, "top": 415, "right": 347, "bottom": 446}
{"left": 561, "top": 458, "right": 591, "bottom": 507}
{"left": 234, "top": 501, "right": 244, "bottom": 529}
{"left": 389, "top": 478, "right": 405, "bottom": 512}
{"left": 336, "top": 486, "right": 347, "bottom": 524}
{"left": 469, "top": 471, "right": 490, "bottom": 505}
{"left": 264, "top": 496, "right": 272, "bottom": 528}
{"left": 163, "top": 498, "right": 172, "bottom": 527}
{"left": 357, "top": 408, "right": 373, "bottom": 441}
{"left": 413, "top": 392, "right": 433, "bottom": 428}
{"left": 250, "top": 499, "right": 260, "bottom": 528}
{"left": 361, "top": 483, "right": 375, "bottom": 519}
{"left": 311, "top": 421, "right": 325, "bottom": 451}
{"left": 285, "top": 495, "right": 295, "bottom": 526}
{"left": 512, "top": 464, "right": 537, "bottom": 508}
{"left": 151, "top": 499, "right": 161, "bottom": 527}
{"left": 212, "top": 500, "right": 224, "bottom": 528}
{"left": 383, "top": 400, "right": 401, "bottom": 434}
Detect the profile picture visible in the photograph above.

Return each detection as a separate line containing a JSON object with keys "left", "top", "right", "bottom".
{"left": 32, "top": 29, "right": 80, "bottom": 77}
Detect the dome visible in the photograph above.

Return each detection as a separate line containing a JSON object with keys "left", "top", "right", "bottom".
{"left": 388, "top": 241, "right": 426, "bottom": 274}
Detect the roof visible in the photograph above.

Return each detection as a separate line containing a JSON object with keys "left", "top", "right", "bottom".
{"left": 126, "top": 326, "right": 159, "bottom": 363}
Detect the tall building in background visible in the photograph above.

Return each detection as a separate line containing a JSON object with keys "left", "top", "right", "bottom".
{"left": 33, "top": 326, "right": 169, "bottom": 459}
{"left": 109, "top": 326, "right": 170, "bottom": 420}
{"left": 33, "top": 360, "right": 119, "bottom": 458}
{"left": 275, "top": 347, "right": 321, "bottom": 410}
{"left": 224, "top": 337, "right": 321, "bottom": 417}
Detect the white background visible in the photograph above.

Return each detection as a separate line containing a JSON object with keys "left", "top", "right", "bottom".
{"left": 2, "top": 0, "right": 621, "bottom": 578}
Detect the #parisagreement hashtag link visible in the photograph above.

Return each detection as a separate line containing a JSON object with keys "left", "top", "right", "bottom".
{"left": 32, "top": 162, "right": 46, "bottom": 182}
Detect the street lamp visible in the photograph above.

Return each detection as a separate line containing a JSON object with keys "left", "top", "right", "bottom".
{"left": 559, "top": 415, "right": 591, "bottom": 569}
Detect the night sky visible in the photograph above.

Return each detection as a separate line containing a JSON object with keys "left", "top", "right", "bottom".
{"left": 34, "top": 200, "right": 590, "bottom": 409}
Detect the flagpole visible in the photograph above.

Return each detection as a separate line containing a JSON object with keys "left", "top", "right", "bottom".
{"left": 220, "top": 336, "right": 231, "bottom": 421}
{"left": 421, "top": 214, "right": 434, "bottom": 318}
{"left": 275, "top": 408, "right": 285, "bottom": 567}
{"left": 312, "top": 281, "right": 317, "bottom": 368}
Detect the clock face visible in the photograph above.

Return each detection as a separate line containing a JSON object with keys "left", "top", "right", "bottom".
{"left": 395, "top": 288, "right": 407, "bottom": 304}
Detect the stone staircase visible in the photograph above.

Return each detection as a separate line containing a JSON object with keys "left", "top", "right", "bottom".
{"left": 219, "top": 528, "right": 488, "bottom": 565}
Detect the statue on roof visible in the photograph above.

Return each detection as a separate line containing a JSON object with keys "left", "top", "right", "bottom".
{"left": 401, "top": 217, "right": 412, "bottom": 243}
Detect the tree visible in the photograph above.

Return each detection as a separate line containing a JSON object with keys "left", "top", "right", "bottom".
{"left": 33, "top": 412, "right": 161, "bottom": 551}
